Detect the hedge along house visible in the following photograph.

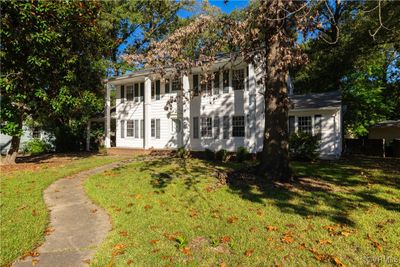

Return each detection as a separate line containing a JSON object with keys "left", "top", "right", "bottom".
{"left": 104, "top": 57, "right": 343, "bottom": 158}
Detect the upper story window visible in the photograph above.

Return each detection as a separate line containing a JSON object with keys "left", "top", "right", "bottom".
{"left": 232, "top": 116, "right": 245, "bottom": 137}
{"left": 127, "top": 85, "right": 134, "bottom": 101}
{"left": 134, "top": 84, "right": 139, "bottom": 102}
{"left": 155, "top": 80, "right": 161, "bottom": 100}
{"left": 165, "top": 78, "right": 170, "bottom": 93}
{"left": 193, "top": 74, "right": 199, "bottom": 96}
{"left": 223, "top": 70, "right": 230, "bottom": 93}
{"left": 120, "top": 85, "right": 125, "bottom": 103}
{"left": 201, "top": 75, "right": 212, "bottom": 95}
{"left": 140, "top": 82, "right": 144, "bottom": 102}
{"left": 298, "top": 116, "right": 312, "bottom": 134}
{"left": 232, "top": 69, "right": 245, "bottom": 91}
{"left": 213, "top": 72, "right": 220, "bottom": 95}
{"left": 172, "top": 77, "right": 180, "bottom": 91}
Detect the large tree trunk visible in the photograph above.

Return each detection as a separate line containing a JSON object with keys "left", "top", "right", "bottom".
{"left": 4, "top": 116, "right": 23, "bottom": 164}
{"left": 4, "top": 135, "right": 21, "bottom": 164}
{"left": 258, "top": 39, "right": 292, "bottom": 182}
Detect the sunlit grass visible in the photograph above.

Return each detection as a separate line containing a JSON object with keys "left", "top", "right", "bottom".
{"left": 85, "top": 157, "right": 400, "bottom": 266}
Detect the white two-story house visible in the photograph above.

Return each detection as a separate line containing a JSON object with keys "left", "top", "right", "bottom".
{"left": 104, "top": 57, "right": 342, "bottom": 158}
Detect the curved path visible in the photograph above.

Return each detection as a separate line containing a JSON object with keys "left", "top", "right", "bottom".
{"left": 13, "top": 161, "right": 129, "bottom": 267}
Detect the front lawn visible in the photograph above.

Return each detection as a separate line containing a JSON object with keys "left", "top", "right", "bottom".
{"left": 0, "top": 154, "right": 127, "bottom": 266}
{"left": 85, "top": 156, "right": 400, "bottom": 266}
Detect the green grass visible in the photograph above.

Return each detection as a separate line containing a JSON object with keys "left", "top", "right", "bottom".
{"left": 85, "top": 156, "right": 400, "bottom": 266}
{"left": 0, "top": 154, "right": 127, "bottom": 266}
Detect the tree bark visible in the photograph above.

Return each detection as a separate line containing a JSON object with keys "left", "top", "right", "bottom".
{"left": 258, "top": 39, "right": 292, "bottom": 182}
{"left": 4, "top": 118, "right": 23, "bottom": 164}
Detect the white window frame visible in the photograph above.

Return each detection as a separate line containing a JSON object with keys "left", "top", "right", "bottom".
{"left": 232, "top": 116, "right": 245, "bottom": 137}
{"left": 298, "top": 116, "right": 312, "bottom": 134}
{"left": 232, "top": 69, "right": 245, "bottom": 91}
{"left": 200, "top": 117, "right": 212, "bottom": 138}
{"left": 127, "top": 120, "right": 134, "bottom": 137}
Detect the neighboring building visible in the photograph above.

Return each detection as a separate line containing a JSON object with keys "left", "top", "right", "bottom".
{"left": 105, "top": 58, "right": 343, "bottom": 158}
{"left": 369, "top": 120, "right": 400, "bottom": 143}
{"left": 0, "top": 125, "right": 46, "bottom": 154}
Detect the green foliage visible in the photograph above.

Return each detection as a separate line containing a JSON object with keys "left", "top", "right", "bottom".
{"left": 236, "top": 147, "right": 250, "bottom": 162}
{"left": 176, "top": 147, "right": 190, "bottom": 159}
{"left": 175, "top": 236, "right": 188, "bottom": 249}
{"left": 1, "top": 1, "right": 107, "bottom": 153}
{"left": 289, "top": 132, "right": 319, "bottom": 161}
{"left": 22, "top": 138, "right": 52, "bottom": 155}
{"left": 204, "top": 148, "right": 215, "bottom": 160}
{"left": 215, "top": 149, "right": 230, "bottom": 163}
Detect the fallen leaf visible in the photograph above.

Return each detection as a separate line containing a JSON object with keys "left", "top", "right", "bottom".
{"left": 149, "top": 239, "right": 160, "bottom": 245}
{"left": 152, "top": 248, "right": 160, "bottom": 253}
{"left": 220, "top": 236, "right": 231, "bottom": 244}
{"left": 281, "top": 235, "right": 294, "bottom": 244}
{"left": 332, "top": 257, "right": 346, "bottom": 267}
{"left": 249, "top": 227, "right": 257, "bottom": 232}
{"left": 372, "top": 241, "right": 382, "bottom": 251}
{"left": 127, "top": 203, "right": 134, "bottom": 207}
{"left": 298, "top": 243, "right": 306, "bottom": 250}
{"left": 91, "top": 209, "right": 97, "bottom": 213}
{"left": 32, "top": 209, "right": 38, "bottom": 217}
{"left": 323, "top": 225, "right": 337, "bottom": 232}
{"left": 340, "top": 231, "right": 351, "bottom": 237}
{"left": 82, "top": 259, "right": 91, "bottom": 264}
{"left": 113, "top": 243, "right": 126, "bottom": 250}
{"left": 266, "top": 225, "right": 278, "bottom": 231}
{"left": 119, "top": 231, "right": 128, "bottom": 237}
{"left": 227, "top": 216, "right": 238, "bottom": 224}
{"left": 29, "top": 251, "right": 40, "bottom": 257}
{"left": 126, "top": 259, "right": 134, "bottom": 265}
{"left": 45, "top": 227, "right": 55, "bottom": 235}
{"left": 180, "top": 247, "right": 191, "bottom": 255}
{"left": 318, "top": 239, "right": 332, "bottom": 245}
{"left": 144, "top": 205, "right": 152, "bottom": 210}
{"left": 244, "top": 249, "right": 254, "bottom": 257}
{"left": 286, "top": 223, "right": 295, "bottom": 228}
{"left": 220, "top": 261, "right": 227, "bottom": 267}
{"left": 32, "top": 259, "right": 39, "bottom": 266}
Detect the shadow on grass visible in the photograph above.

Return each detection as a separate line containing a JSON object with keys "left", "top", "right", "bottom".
{"left": 15, "top": 152, "right": 99, "bottom": 164}
{"left": 225, "top": 156, "right": 400, "bottom": 226}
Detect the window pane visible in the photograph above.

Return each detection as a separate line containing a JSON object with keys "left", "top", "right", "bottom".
{"left": 214, "top": 116, "right": 220, "bottom": 139}
{"left": 223, "top": 116, "right": 229, "bottom": 139}
{"left": 288, "top": 116, "right": 295, "bottom": 135}
{"left": 223, "top": 70, "right": 229, "bottom": 93}
{"left": 172, "top": 78, "right": 179, "bottom": 91}
{"left": 140, "top": 83, "right": 144, "bottom": 102}
{"left": 120, "top": 120, "right": 125, "bottom": 138}
{"left": 134, "top": 84, "right": 139, "bottom": 102}
{"left": 151, "top": 82, "right": 155, "bottom": 99}
{"left": 134, "top": 120, "right": 139, "bottom": 138}
{"left": 127, "top": 120, "right": 134, "bottom": 137}
{"left": 213, "top": 72, "right": 220, "bottom": 95}
{"left": 156, "top": 119, "right": 160, "bottom": 139}
{"left": 233, "top": 69, "right": 245, "bottom": 90}
{"left": 120, "top": 85, "right": 125, "bottom": 103}
{"left": 156, "top": 80, "right": 161, "bottom": 100}
{"left": 193, "top": 74, "right": 199, "bottom": 96}
{"left": 201, "top": 75, "right": 212, "bottom": 95}
{"left": 165, "top": 79, "right": 170, "bottom": 93}
{"left": 151, "top": 119, "right": 155, "bottom": 137}
{"left": 32, "top": 127, "right": 40, "bottom": 139}
{"left": 298, "top": 116, "right": 312, "bottom": 134}
{"left": 127, "top": 85, "right": 134, "bottom": 101}
{"left": 232, "top": 116, "right": 245, "bottom": 137}
{"left": 201, "top": 117, "right": 212, "bottom": 137}
{"left": 193, "top": 117, "right": 199, "bottom": 139}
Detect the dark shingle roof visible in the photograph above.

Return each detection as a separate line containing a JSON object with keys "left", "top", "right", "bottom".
{"left": 370, "top": 120, "right": 400, "bottom": 128}
{"left": 289, "top": 91, "right": 341, "bottom": 110}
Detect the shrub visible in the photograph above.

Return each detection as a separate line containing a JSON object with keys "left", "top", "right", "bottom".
{"left": 215, "top": 149, "right": 230, "bottom": 162}
{"left": 289, "top": 132, "right": 319, "bottom": 161}
{"left": 176, "top": 147, "right": 190, "bottom": 159}
{"left": 22, "top": 138, "right": 52, "bottom": 155}
{"left": 236, "top": 146, "right": 250, "bottom": 162}
{"left": 204, "top": 149, "right": 215, "bottom": 160}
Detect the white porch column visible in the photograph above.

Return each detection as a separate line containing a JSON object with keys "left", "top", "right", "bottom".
{"left": 105, "top": 83, "right": 111, "bottom": 148}
{"left": 86, "top": 120, "right": 91, "bottom": 151}
{"left": 144, "top": 76, "right": 151, "bottom": 149}
{"left": 181, "top": 75, "right": 191, "bottom": 149}
{"left": 247, "top": 63, "right": 257, "bottom": 153}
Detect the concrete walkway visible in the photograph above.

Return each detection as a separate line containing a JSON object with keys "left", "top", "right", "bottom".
{"left": 13, "top": 161, "right": 129, "bottom": 267}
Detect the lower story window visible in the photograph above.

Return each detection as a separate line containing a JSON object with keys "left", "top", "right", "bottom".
{"left": 232, "top": 116, "right": 245, "bottom": 137}
{"left": 140, "top": 120, "right": 144, "bottom": 139}
{"left": 200, "top": 117, "right": 212, "bottom": 137}
{"left": 151, "top": 119, "right": 160, "bottom": 139}
{"left": 288, "top": 116, "right": 295, "bottom": 135}
{"left": 298, "top": 116, "right": 312, "bottom": 134}
{"left": 32, "top": 127, "right": 41, "bottom": 139}
{"left": 223, "top": 116, "right": 229, "bottom": 139}
{"left": 193, "top": 117, "right": 199, "bottom": 139}
{"left": 127, "top": 120, "right": 134, "bottom": 137}
{"left": 120, "top": 120, "right": 125, "bottom": 138}
{"left": 214, "top": 116, "right": 220, "bottom": 139}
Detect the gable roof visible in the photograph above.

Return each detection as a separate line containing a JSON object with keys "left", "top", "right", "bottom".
{"left": 289, "top": 91, "right": 341, "bottom": 110}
